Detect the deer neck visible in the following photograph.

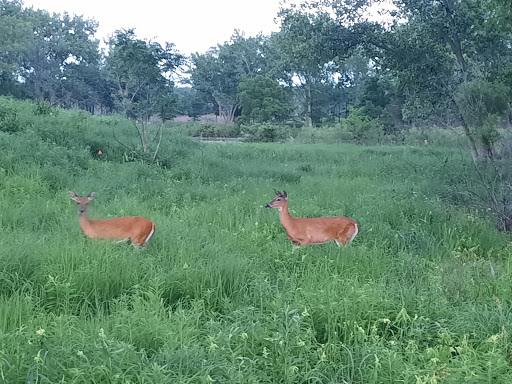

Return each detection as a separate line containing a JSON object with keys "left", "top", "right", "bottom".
{"left": 278, "top": 202, "right": 295, "bottom": 228}
{"left": 78, "top": 212, "right": 94, "bottom": 232}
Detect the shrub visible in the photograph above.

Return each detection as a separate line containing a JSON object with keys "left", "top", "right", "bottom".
{"left": 334, "top": 107, "right": 384, "bottom": 144}
{"left": 455, "top": 80, "right": 510, "bottom": 158}
{"left": 240, "top": 123, "right": 294, "bottom": 142}
{"left": 33, "top": 99, "right": 59, "bottom": 116}
{"left": 0, "top": 104, "right": 23, "bottom": 133}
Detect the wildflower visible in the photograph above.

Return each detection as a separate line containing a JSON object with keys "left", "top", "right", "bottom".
{"left": 98, "top": 150, "right": 103, "bottom": 155}
{"left": 36, "top": 329, "right": 45, "bottom": 336}
{"left": 183, "top": 262, "right": 189, "bottom": 269}
{"left": 301, "top": 308, "right": 310, "bottom": 317}
{"left": 34, "top": 350, "right": 43, "bottom": 363}
{"left": 77, "top": 350, "right": 85, "bottom": 358}
{"left": 487, "top": 334, "right": 501, "bottom": 343}
{"left": 262, "top": 347, "right": 269, "bottom": 358}
{"left": 358, "top": 326, "right": 365, "bottom": 334}
{"left": 240, "top": 332, "right": 248, "bottom": 340}
{"left": 297, "top": 340, "right": 306, "bottom": 347}
{"left": 289, "top": 366, "right": 299, "bottom": 374}
{"left": 99, "top": 328, "right": 106, "bottom": 340}
{"left": 208, "top": 341, "right": 218, "bottom": 351}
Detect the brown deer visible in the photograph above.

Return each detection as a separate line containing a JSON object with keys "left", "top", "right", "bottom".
{"left": 70, "top": 191, "right": 155, "bottom": 247}
{"left": 266, "top": 190, "right": 358, "bottom": 250}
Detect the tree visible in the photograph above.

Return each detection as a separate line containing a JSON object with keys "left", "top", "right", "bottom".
{"left": 190, "top": 31, "right": 269, "bottom": 123}
{"left": 23, "top": 9, "right": 100, "bottom": 102}
{"left": 271, "top": 10, "right": 337, "bottom": 126}
{"left": 0, "top": 1, "right": 102, "bottom": 105}
{"left": 320, "top": 0, "right": 512, "bottom": 160}
{"left": 236, "top": 76, "right": 293, "bottom": 125}
{"left": 0, "top": 0, "right": 32, "bottom": 97}
{"left": 105, "top": 29, "right": 184, "bottom": 157}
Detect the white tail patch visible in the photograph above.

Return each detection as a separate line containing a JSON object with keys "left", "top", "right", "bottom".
{"left": 144, "top": 223, "right": 156, "bottom": 245}
{"left": 349, "top": 224, "right": 359, "bottom": 243}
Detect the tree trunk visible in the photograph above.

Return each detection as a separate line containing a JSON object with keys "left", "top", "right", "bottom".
{"left": 461, "top": 119, "right": 480, "bottom": 162}
{"left": 306, "top": 74, "right": 313, "bottom": 128}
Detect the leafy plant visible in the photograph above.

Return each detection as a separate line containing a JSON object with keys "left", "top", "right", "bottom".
{"left": 0, "top": 103, "right": 22, "bottom": 133}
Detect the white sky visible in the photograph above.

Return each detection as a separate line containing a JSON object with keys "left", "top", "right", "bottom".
{"left": 22, "top": 0, "right": 284, "bottom": 55}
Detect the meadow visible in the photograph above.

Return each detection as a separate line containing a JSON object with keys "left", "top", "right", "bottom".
{"left": 1, "top": 97, "right": 512, "bottom": 383}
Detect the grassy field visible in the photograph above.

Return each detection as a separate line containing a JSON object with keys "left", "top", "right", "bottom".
{"left": 1, "top": 97, "right": 512, "bottom": 383}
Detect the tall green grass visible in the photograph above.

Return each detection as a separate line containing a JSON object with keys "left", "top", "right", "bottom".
{"left": 0, "top": 97, "right": 511, "bottom": 383}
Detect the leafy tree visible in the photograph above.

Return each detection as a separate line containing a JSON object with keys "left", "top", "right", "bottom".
{"left": 0, "top": 1, "right": 102, "bottom": 105}
{"left": 271, "top": 10, "right": 336, "bottom": 126}
{"left": 320, "top": 0, "right": 512, "bottom": 159}
{"left": 23, "top": 9, "right": 99, "bottom": 102}
{"left": 0, "top": 0, "right": 32, "bottom": 97}
{"left": 174, "top": 87, "right": 216, "bottom": 118}
{"left": 190, "top": 31, "right": 268, "bottom": 123}
{"left": 236, "top": 76, "right": 293, "bottom": 125}
{"left": 105, "top": 29, "right": 184, "bottom": 157}
{"left": 455, "top": 80, "right": 510, "bottom": 158}
{"left": 106, "top": 29, "right": 183, "bottom": 119}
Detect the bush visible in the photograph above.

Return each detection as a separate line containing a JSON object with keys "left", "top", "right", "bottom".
{"left": 0, "top": 103, "right": 23, "bottom": 133}
{"left": 334, "top": 108, "right": 384, "bottom": 144}
{"left": 240, "top": 123, "right": 295, "bottom": 142}
{"left": 455, "top": 80, "right": 510, "bottom": 158}
{"left": 167, "top": 121, "right": 240, "bottom": 138}
{"left": 33, "top": 99, "right": 59, "bottom": 116}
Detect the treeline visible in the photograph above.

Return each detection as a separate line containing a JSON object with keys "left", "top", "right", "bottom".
{"left": 1, "top": 0, "right": 512, "bottom": 156}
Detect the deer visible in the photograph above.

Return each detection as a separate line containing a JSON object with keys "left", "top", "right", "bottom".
{"left": 266, "top": 190, "right": 358, "bottom": 250}
{"left": 69, "top": 191, "right": 156, "bottom": 247}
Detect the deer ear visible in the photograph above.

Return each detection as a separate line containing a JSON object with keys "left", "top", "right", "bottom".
{"left": 283, "top": 191, "right": 287, "bottom": 198}
{"left": 87, "top": 192, "right": 95, "bottom": 200}
{"left": 70, "top": 191, "right": 78, "bottom": 201}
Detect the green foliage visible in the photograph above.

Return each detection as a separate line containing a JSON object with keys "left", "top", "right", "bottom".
{"left": 166, "top": 121, "right": 240, "bottom": 138}
{"left": 335, "top": 107, "right": 384, "bottom": 144}
{"left": 240, "top": 122, "right": 295, "bottom": 142}
{"left": 236, "top": 76, "right": 293, "bottom": 125}
{"left": 106, "top": 29, "right": 184, "bottom": 122}
{"left": 272, "top": 10, "right": 337, "bottom": 126}
{"left": 2, "top": 98, "right": 512, "bottom": 382}
{"left": 190, "top": 31, "right": 269, "bottom": 123}
{"left": 0, "top": 101, "right": 22, "bottom": 133}
{"left": 455, "top": 80, "right": 510, "bottom": 127}
{"left": 455, "top": 80, "right": 510, "bottom": 156}
{"left": 33, "top": 99, "right": 58, "bottom": 116}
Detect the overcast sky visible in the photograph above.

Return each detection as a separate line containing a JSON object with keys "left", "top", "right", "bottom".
{"left": 22, "top": 0, "right": 284, "bottom": 55}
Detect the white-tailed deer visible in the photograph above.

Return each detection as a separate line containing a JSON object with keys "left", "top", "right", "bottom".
{"left": 266, "top": 190, "right": 358, "bottom": 250}
{"left": 70, "top": 191, "right": 155, "bottom": 247}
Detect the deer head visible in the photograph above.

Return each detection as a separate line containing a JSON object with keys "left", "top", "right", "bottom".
{"left": 70, "top": 191, "right": 95, "bottom": 214}
{"left": 266, "top": 190, "right": 288, "bottom": 211}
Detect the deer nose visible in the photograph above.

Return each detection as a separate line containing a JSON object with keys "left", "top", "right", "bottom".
{"left": 265, "top": 204, "right": 271, "bottom": 208}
